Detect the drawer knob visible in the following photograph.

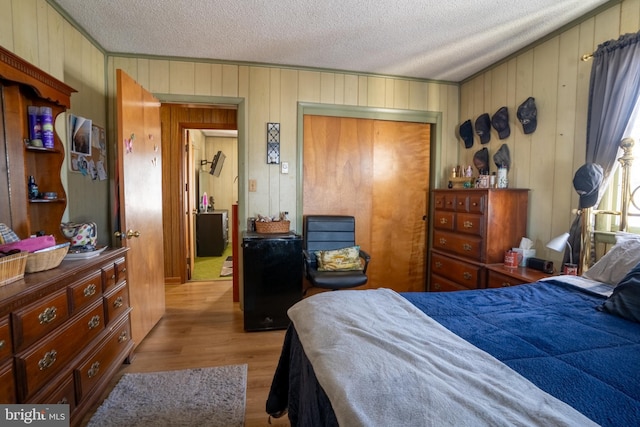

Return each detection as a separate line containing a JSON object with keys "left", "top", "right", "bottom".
{"left": 501, "top": 282, "right": 512, "bottom": 287}
{"left": 111, "top": 274, "right": 116, "bottom": 280}
{"left": 118, "top": 330, "right": 129, "bottom": 343}
{"left": 113, "top": 296, "right": 124, "bottom": 308}
{"left": 38, "top": 350, "right": 57, "bottom": 370}
{"left": 84, "top": 284, "right": 97, "bottom": 297}
{"left": 434, "top": 283, "right": 442, "bottom": 290}
{"left": 38, "top": 306, "right": 57, "bottom": 324}
{"left": 463, "top": 243, "right": 472, "bottom": 251}
{"left": 0, "top": 340, "right": 4, "bottom": 350}
{"left": 88, "top": 315, "right": 101, "bottom": 330}
{"left": 463, "top": 221, "right": 473, "bottom": 228}
{"left": 439, "top": 238, "right": 447, "bottom": 245}
{"left": 57, "top": 397, "right": 68, "bottom": 405}
{"left": 439, "top": 218, "right": 448, "bottom": 224}
{"left": 87, "top": 361, "right": 100, "bottom": 379}
{"left": 435, "top": 261, "right": 443, "bottom": 268}
{"left": 463, "top": 272, "right": 472, "bottom": 280}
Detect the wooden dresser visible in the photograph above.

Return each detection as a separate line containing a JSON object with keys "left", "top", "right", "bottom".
{"left": 430, "top": 189, "right": 529, "bottom": 291}
{"left": 0, "top": 248, "right": 133, "bottom": 426}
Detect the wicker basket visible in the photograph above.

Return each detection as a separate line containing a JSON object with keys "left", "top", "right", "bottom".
{"left": 25, "top": 245, "right": 69, "bottom": 273}
{"left": 0, "top": 251, "right": 28, "bottom": 286}
{"left": 255, "top": 220, "right": 290, "bottom": 234}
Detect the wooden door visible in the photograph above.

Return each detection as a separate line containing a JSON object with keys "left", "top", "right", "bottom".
{"left": 116, "top": 69, "right": 166, "bottom": 347}
{"left": 303, "top": 115, "right": 430, "bottom": 292}
{"left": 185, "top": 130, "right": 196, "bottom": 280}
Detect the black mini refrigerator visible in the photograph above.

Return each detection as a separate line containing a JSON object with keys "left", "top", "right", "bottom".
{"left": 242, "top": 231, "right": 302, "bottom": 331}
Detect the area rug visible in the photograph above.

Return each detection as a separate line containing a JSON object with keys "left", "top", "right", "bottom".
{"left": 220, "top": 256, "right": 233, "bottom": 277}
{"left": 87, "top": 365, "right": 247, "bottom": 427}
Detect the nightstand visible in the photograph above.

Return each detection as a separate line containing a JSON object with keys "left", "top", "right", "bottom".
{"left": 485, "top": 264, "right": 554, "bottom": 288}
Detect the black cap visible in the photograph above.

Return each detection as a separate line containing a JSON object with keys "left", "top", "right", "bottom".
{"left": 492, "top": 106, "right": 510, "bottom": 139}
{"left": 517, "top": 97, "right": 537, "bottom": 134}
{"left": 493, "top": 143, "right": 511, "bottom": 170}
{"left": 475, "top": 113, "right": 491, "bottom": 144}
{"left": 459, "top": 120, "right": 474, "bottom": 149}
{"left": 573, "top": 163, "right": 603, "bottom": 209}
{"left": 473, "top": 147, "right": 489, "bottom": 175}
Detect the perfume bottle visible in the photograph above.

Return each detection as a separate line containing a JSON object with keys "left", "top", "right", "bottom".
{"left": 28, "top": 175, "right": 39, "bottom": 199}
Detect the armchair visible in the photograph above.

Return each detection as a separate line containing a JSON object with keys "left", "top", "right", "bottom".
{"left": 302, "top": 215, "right": 370, "bottom": 295}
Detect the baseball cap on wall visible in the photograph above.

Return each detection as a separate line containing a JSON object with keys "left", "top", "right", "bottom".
{"left": 459, "top": 119, "right": 474, "bottom": 149}
{"left": 475, "top": 113, "right": 491, "bottom": 144}
{"left": 517, "top": 97, "right": 537, "bottom": 134}
{"left": 573, "top": 163, "right": 603, "bottom": 209}
{"left": 491, "top": 106, "right": 510, "bottom": 139}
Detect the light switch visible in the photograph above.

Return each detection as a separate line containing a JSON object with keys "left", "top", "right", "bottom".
{"left": 281, "top": 162, "right": 289, "bottom": 174}
{"left": 249, "top": 179, "right": 257, "bottom": 192}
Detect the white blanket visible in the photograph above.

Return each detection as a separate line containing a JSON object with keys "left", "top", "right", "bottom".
{"left": 288, "top": 288, "right": 598, "bottom": 427}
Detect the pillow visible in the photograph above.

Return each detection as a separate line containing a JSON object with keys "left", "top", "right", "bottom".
{"left": 315, "top": 246, "right": 362, "bottom": 271}
{"left": 600, "top": 261, "right": 640, "bottom": 323}
{"left": 583, "top": 232, "right": 640, "bottom": 285}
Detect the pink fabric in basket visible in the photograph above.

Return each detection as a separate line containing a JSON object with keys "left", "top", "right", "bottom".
{"left": 0, "top": 235, "right": 55, "bottom": 253}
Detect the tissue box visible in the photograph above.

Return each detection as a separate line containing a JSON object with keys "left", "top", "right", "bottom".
{"left": 512, "top": 248, "right": 536, "bottom": 267}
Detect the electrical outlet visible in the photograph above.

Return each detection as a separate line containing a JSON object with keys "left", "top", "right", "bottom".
{"left": 249, "top": 179, "right": 257, "bottom": 192}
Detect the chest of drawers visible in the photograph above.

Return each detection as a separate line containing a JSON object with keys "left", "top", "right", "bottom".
{"left": 0, "top": 247, "right": 133, "bottom": 426}
{"left": 430, "top": 189, "right": 529, "bottom": 291}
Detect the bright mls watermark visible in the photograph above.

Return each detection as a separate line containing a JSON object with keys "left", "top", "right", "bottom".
{"left": 1, "top": 405, "right": 69, "bottom": 426}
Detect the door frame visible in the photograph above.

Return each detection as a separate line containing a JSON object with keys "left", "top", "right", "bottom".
{"left": 155, "top": 94, "right": 246, "bottom": 285}
{"left": 296, "top": 102, "right": 442, "bottom": 288}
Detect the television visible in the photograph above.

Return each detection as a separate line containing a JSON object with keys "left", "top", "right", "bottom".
{"left": 210, "top": 151, "right": 225, "bottom": 176}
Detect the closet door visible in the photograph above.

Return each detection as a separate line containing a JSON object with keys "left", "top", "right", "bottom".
{"left": 303, "top": 115, "right": 430, "bottom": 292}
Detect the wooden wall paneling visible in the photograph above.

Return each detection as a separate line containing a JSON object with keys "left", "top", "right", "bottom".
{"left": 194, "top": 62, "right": 212, "bottom": 96}
{"left": 221, "top": 64, "right": 239, "bottom": 98}
{"left": 620, "top": 0, "right": 640, "bottom": 31}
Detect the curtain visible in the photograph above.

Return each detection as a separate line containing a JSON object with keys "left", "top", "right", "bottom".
{"left": 565, "top": 31, "right": 640, "bottom": 267}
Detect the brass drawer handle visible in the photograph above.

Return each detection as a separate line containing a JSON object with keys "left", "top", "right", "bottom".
{"left": 434, "top": 283, "right": 442, "bottom": 290}
{"left": 435, "top": 261, "right": 443, "bottom": 268}
{"left": 439, "top": 238, "right": 447, "bottom": 245}
{"left": 111, "top": 274, "right": 116, "bottom": 280}
{"left": 118, "top": 330, "right": 128, "bottom": 343}
{"left": 38, "top": 350, "right": 57, "bottom": 370}
{"left": 463, "top": 243, "right": 472, "bottom": 251}
{"left": 38, "top": 307, "right": 57, "bottom": 324}
{"left": 57, "top": 397, "right": 68, "bottom": 405}
{"left": 88, "top": 315, "right": 101, "bottom": 330}
{"left": 463, "top": 272, "right": 472, "bottom": 280}
{"left": 439, "top": 218, "right": 448, "bottom": 224}
{"left": 121, "top": 267, "right": 127, "bottom": 273}
{"left": 113, "top": 296, "right": 124, "bottom": 308}
{"left": 87, "top": 361, "right": 100, "bottom": 378}
{"left": 84, "top": 284, "right": 97, "bottom": 297}
{"left": 0, "top": 340, "right": 4, "bottom": 350}
{"left": 463, "top": 221, "right": 473, "bottom": 228}
{"left": 501, "top": 282, "right": 512, "bottom": 287}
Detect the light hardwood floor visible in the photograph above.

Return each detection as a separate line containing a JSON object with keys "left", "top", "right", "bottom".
{"left": 81, "top": 279, "right": 291, "bottom": 426}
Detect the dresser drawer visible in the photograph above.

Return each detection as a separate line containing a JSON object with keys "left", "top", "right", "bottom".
{"left": 430, "top": 273, "right": 472, "bottom": 292}
{"left": 68, "top": 270, "right": 102, "bottom": 314}
{"left": 0, "top": 316, "right": 12, "bottom": 362}
{"left": 15, "top": 300, "right": 105, "bottom": 401}
{"left": 12, "top": 289, "right": 70, "bottom": 352}
{"left": 103, "top": 257, "right": 127, "bottom": 293}
{"left": 433, "top": 211, "right": 455, "bottom": 231}
{"left": 26, "top": 372, "right": 76, "bottom": 413}
{"left": 0, "top": 359, "right": 16, "bottom": 403}
{"left": 104, "top": 282, "right": 130, "bottom": 325}
{"left": 431, "top": 252, "right": 483, "bottom": 289}
{"left": 487, "top": 269, "right": 524, "bottom": 288}
{"left": 433, "top": 230, "right": 482, "bottom": 260}
{"left": 75, "top": 315, "right": 132, "bottom": 401}
{"left": 455, "top": 213, "right": 483, "bottom": 236}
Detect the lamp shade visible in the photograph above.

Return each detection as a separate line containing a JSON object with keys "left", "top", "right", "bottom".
{"left": 546, "top": 232, "right": 570, "bottom": 252}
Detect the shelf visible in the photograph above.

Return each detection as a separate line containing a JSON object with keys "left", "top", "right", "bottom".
{"left": 29, "top": 198, "right": 66, "bottom": 204}
{"left": 25, "top": 145, "right": 61, "bottom": 154}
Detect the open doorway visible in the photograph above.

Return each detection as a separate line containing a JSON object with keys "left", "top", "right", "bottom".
{"left": 187, "top": 128, "right": 238, "bottom": 281}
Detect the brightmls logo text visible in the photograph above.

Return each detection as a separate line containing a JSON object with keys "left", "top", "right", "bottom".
{"left": 1, "top": 405, "right": 68, "bottom": 426}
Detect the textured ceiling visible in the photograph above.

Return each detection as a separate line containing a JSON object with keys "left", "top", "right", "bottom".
{"left": 50, "top": 0, "right": 609, "bottom": 82}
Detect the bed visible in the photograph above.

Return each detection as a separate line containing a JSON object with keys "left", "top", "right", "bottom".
{"left": 266, "top": 142, "right": 640, "bottom": 426}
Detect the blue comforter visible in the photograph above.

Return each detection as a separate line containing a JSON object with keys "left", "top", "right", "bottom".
{"left": 403, "top": 280, "right": 640, "bottom": 426}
